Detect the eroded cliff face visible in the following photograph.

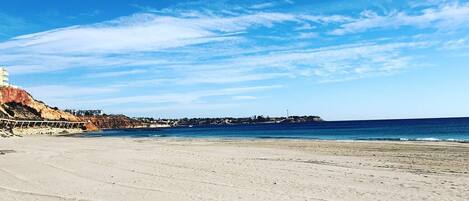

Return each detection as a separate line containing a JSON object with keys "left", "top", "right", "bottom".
{"left": 80, "top": 115, "right": 143, "bottom": 129}
{"left": 0, "top": 86, "right": 80, "bottom": 121}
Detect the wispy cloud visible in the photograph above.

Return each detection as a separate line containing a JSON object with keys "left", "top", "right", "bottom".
{"left": 297, "top": 32, "right": 318, "bottom": 39}
{"left": 25, "top": 85, "right": 120, "bottom": 108}
{"left": 113, "top": 103, "right": 240, "bottom": 117}
{"left": 88, "top": 85, "right": 282, "bottom": 105}
{"left": 84, "top": 40, "right": 426, "bottom": 85}
{"left": 0, "top": 11, "right": 346, "bottom": 75}
{"left": 331, "top": 2, "right": 469, "bottom": 35}
{"left": 248, "top": 0, "right": 295, "bottom": 10}
{"left": 0, "top": 12, "right": 302, "bottom": 55}
{"left": 174, "top": 41, "right": 430, "bottom": 82}
{"left": 250, "top": 2, "right": 277, "bottom": 9}
{"left": 28, "top": 84, "right": 282, "bottom": 112}
{"left": 442, "top": 37, "right": 469, "bottom": 49}
{"left": 24, "top": 83, "right": 281, "bottom": 108}
{"left": 0, "top": 8, "right": 358, "bottom": 86}
{"left": 84, "top": 69, "right": 147, "bottom": 78}
{"left": 1, "top": 1, "right": 467, "bottom": 117}
{"left": 233, "top": 95, "right": 258, "bottom": 100}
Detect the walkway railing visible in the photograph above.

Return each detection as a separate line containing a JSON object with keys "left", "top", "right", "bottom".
{"left": 0, "top": 118, "right": 86, "bottom": 129}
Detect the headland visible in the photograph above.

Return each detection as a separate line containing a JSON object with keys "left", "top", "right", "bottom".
{"left": 0, "top": 86, "right": 96, "bottom": 136}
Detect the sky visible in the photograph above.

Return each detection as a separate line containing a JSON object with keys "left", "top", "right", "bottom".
{"left": 1, "top": 0, "right": 469, "bottom": 120}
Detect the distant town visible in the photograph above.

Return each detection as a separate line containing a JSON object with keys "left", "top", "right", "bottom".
{"left": 134, "top": 115, "right": 324, "bottom": 127}
{"left": 65, "top": 109, "right": 323, "bottom": 128}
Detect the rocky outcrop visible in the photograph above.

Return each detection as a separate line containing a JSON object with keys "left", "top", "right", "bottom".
{"left": 83, "top": 122, "right": 100, "bottom": 132}
{"left": 0, "top": 87, "right": 80, "bottom": 121}
{"left": 0, "top": 86, "right": 99, "bottom": 136}
{"left": 80, "top": 115, "right": 143, "bottom": 129}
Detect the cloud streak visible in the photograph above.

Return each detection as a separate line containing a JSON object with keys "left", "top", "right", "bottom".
{"left": 0, "top": 12, "right": 310, "bottom": 55}
{"left": 331, "top": 2, "right": 469, "bottom": 35}
{"left": 26, "top": 84, "right": 282, "bottom": 110}
{"left": 1, "top": 1, "right": 468, "bottom": 116}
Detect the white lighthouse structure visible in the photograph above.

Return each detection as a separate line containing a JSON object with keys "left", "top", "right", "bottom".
{"left": 0, "top": 67, "right": 9, "bottom": 87}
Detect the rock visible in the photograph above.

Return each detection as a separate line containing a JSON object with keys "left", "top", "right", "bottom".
{"left": 83, "top": 121, "right": 100, "bottom": 131}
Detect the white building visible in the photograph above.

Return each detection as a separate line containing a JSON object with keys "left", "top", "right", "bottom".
{"left": 0, "top": 67, "right": 9, "bottom": 87}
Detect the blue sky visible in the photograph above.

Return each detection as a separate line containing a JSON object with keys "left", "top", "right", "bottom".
{"left": 1, "top": 0, "right": 469, "bottom": 120}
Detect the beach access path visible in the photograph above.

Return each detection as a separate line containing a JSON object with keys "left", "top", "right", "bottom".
{"left": 0, "top": 136, "right": 468, "bottom": 201}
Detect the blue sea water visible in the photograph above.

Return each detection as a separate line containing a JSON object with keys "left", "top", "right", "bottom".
{"left": 83, "top": 117, "right": 469, "bottom": 142}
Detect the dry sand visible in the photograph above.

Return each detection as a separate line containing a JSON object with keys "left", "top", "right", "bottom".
{"left": 0, "top": 136, "right": 468, "bottom": 201}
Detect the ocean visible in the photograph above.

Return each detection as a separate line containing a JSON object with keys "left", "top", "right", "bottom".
{"left": 82, "top": 117, "right": 469, "bottom": 142}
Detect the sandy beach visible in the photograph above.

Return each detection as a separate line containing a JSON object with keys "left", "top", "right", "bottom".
{"left": 0, "top": 137, "right": 468, "bottom": 201}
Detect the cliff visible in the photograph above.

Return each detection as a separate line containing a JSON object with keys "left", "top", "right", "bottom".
{"left": 0, "top": 86, "right": 80, "bottom": 121}
{"left": 80, "top": 115, "right": 143, "bottom": 129}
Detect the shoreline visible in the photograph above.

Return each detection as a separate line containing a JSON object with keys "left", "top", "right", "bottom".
{"left": 67, "top": 132, "right": 469, "bottom": 143}
{"left": 1, "top": 136, "right": 467, "bottom": 201}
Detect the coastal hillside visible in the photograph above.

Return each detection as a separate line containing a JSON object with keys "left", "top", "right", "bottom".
{"left": 80, "top": 114, "right": 143, "bottom": 129}
{"left": 0, "top": 86, "right": 80, "bottom": 121}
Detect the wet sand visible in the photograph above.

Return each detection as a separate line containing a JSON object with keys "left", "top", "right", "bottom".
{"left": 0, "top": 136, "right": 468, "bottom": 201}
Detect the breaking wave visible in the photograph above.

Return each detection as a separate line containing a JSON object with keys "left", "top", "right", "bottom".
{"left": 354, "top": 137, "right": 469, "bottom": 142}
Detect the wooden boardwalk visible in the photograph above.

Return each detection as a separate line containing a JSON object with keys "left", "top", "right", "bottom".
{"left": 0, "top": 118, "right": 85, "bottom": 129}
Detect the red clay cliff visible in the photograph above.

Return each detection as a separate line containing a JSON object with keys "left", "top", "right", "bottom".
{"left": 0, "top": 86, "right": 80, "bottom": 122}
